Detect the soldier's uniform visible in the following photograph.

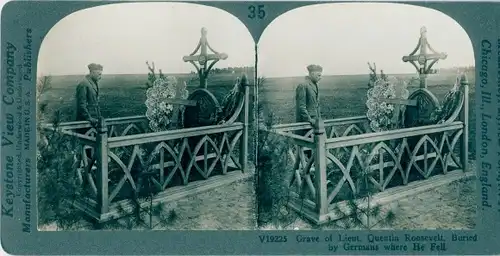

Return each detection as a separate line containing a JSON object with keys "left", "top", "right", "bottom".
{"left": 75, "top": 64, "right": 102, "bottom": 124}
{"left": 74, "top": 63, "right": 103, "bottom": 162}
{"left": 295, "top": 65, "right": 322, "bottom": 137}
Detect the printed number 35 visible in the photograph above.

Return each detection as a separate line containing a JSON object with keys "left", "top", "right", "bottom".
{"left": 248, "top": 5, "right": 266, "bottom": 19}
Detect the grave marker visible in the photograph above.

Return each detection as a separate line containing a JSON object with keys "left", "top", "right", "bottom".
{"left": 402, "top": 26, "right": 446, "bottom": 127}
{"left": 158, "top": 28, "right": 230, "bottom": 127}
{"left": 183, "top": 27, "right": 228, "bottom": 89}
{"left": 402, "top": 26, "right": 447, "bottom": 88}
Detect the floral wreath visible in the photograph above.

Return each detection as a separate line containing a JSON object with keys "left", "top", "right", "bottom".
{"left": 429, "top": 74, "right": 463, "bottom": 124}
{"left": 145, "top": 76, "right": 189, "bottom": 132}
{"left": 366, "top": 76, "right": 409, "bottom": 132}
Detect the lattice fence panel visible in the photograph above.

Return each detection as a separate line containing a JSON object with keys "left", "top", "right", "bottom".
{"left": 324, "top": 130, "right": 464, "bottom": 205}
{"left": 106, "top": 130, "right": 243, "bottom": 203}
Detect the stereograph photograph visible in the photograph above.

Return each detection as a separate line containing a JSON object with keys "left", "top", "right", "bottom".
{"left": 36, "top": 2, "right": 257, "bottom": 230}
{"left": 2, "top": 0, "right": 500, "bottom": 254}
{"left": 256, "top": 3, "right": 477, "bottom": 230}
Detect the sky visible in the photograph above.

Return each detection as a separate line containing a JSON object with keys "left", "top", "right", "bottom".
{"left": 38, "top": 2, "right": 475, "bottom": 78}
{"left": 37, "top": 2, "right": 255, "bottom": 76}
{"left": 258, "top": 3, "right": 475, "bottom": 78}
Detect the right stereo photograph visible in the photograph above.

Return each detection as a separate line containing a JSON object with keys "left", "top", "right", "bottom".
{"left": 255, "top": 2, "right": 476, "bottom": 231}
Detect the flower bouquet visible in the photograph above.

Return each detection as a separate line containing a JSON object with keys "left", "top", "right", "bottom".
{"left": 366, "top": 73, "right": 409, "bottom": 132}
{"left": 362, "top": 66, "right": 410, "bottom": 170}
{"left": 145, "top": 76, "right": 189, "bottom": 132}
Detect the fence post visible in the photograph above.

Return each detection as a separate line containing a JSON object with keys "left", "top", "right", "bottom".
{"left": 239, "top": 75, "right": 250, "bottom": 173}
{"left": 96, "top": 118, "right": 109, "bottom": 217}
{"left": 313, "top": 118, "right": 328, "bottom": 221}
{"left": 460, "top": 74, "right": 469, "bottom": 172}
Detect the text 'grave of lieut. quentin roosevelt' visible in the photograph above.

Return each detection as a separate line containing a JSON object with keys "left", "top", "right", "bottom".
{"left": 478, "top": 39, "right": 500, "bottom": 213}
{"left": 2, "top": 28, "right": 34, "bottom": 233}
{"left": 259, "top": 232, "right": 479, "bottom": 253}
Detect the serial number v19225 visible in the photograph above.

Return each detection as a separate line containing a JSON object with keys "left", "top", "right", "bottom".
{"left": 259, "top": 235, "right": 288, "bottom": 243}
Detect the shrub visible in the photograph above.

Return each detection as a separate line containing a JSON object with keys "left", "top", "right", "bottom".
{"left": 37, "top": 75, "right": 85, "bottom": 229}
{"left": 256, "top": 76, "right": 297, "bottom": 228}
{"left": 326, "top": 161, "right": 397, "bottom": 230}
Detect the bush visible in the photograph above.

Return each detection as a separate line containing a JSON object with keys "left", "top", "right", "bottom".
{"left": 256, "top": 102, "right": 295, "bottom": 228}
{"left": 37, "top": 75, "right": 85, "bottom": 229}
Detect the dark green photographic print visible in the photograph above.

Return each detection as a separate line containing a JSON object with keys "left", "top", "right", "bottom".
{"left": 1, "top": 0, "right": 499, "bottom": 255}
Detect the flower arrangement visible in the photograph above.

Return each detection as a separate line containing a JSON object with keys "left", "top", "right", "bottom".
{"left": 365, "top": 65, "right": 409, "bottom": 132}
{"left": 145, "top": 76, "right": 189, "bottom": 132}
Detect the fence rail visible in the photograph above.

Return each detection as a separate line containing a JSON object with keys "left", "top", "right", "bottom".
{"left": 108, "top": 122, "right": 243, "bottom": 148}
{"left": 326, "top": 121, "right": 463, "bottom": 149}
{"left": 43, "top": 115, "right": 147, "bottom": 131}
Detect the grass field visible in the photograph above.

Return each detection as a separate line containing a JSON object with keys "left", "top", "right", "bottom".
{"left": 39, "top": 72, "right": 256, "bottom": 122}
{"left": 258, "top": 70, "right": 477, "bottom": 159}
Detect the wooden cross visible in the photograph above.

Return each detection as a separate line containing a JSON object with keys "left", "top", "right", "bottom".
{"left": 383, "top": 98, "right": 416, "bottom": 107}
{"left": 183, "top": 27, "right": 228, "bottom": 89}
{"left": 402, "top": 26, "right": 447, "bottom": 88}
{"left": 162, "top": 81, "right": 197, "bottom": 109}
{"left": 163, "top": 98, "right": 197, "bottom": 107}
{"left": 374, "top": 77, "right": 416, "bottom": 107}
{"left": 373, "top": 79, "right": 417, "bottom": 126}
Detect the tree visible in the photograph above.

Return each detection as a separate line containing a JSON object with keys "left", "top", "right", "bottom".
{"left": 325, "top": 160, "right": 397, "bottom": 229}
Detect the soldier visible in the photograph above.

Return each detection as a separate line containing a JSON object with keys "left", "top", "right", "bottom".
{"left": 75, "top": 63, "right": 103, "bottom": 128}
{"left": 74, "top": 63, "right": 103, "bottom": 163}
{"left": 295, "top": 64, "right": 323, "bottom": 135}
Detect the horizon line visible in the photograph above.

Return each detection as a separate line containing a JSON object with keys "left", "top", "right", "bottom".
{"left": 39, "top": 69, "right": 472, "bottom": 79}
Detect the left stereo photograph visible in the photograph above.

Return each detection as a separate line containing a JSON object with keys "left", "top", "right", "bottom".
{"left": 36, "top": 2, "right": 257, "bottom": 231}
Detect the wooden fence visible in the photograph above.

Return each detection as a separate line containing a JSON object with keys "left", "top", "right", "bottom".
{"left": 264, "top": 75, "right": 471, "bottom": 224}
{"left": 41, "top": 83, "right": 251, "bottom": 223}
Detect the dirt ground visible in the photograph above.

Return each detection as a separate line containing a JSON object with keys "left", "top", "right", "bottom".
{"left": 259, "top": 160, "right": 477, "bottom": 231}
{"left": 40, "top": 167, "right": 476, "bottom": 231}
{"left": 259, "top": 174, "right": 476, "bottom": 230}
{"left": 385, "top": 175, "right": 476, "bottom": 230}
{"left": 157, "top": 177, "right": 257, "bottom": 230}
{"left": 39, "top": 176, "right": 258, "bottom": 231}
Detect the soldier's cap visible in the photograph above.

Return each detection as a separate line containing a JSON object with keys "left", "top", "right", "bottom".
{"left": 88, "top": 63, "right": 103, "bottom": 71}
{"left": 307, "top": 64, "right": 323, "bottom": 72}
